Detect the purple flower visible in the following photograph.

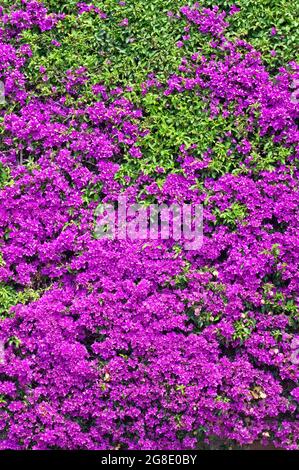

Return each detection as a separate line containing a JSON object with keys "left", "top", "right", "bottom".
{"left": 119, "top": 18, "right": 129, "bottom": 27}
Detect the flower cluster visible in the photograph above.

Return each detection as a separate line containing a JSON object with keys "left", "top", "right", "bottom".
{"left": 0, "top": 1, "right": 298, "bottom": 450}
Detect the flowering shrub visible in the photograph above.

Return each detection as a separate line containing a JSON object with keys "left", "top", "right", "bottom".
{"left": 0, "top": 0, "right": 298, "bottom": 450}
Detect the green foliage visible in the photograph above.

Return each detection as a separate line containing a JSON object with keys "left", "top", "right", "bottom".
{"left": 0, "top": 162, "right": 12, "bottom": 189}
{"left": 83, "top": 181, "right": 103, "bottom": 204}
{"left": 0, "top": 283, "right": 18, "bottom": 318}
{"left": 213, "top": 203, "right": 248, "bottom": 229}
{"left": 17, "top": 1, "right": 299, "bottom": 185}
{"left": 187, "top": 307, "right": 222, "bottom": 331}
{"left": 233, "top": 317, "right": 256, "bottom": 342}
{"left": 22, "top": 1, "right": 190, "bottom": 95}
{"left": 205, "top": 0, "right": 299, "bottom": 68}
{"left": 0, "top": 282, "right": 41, "bottom": 319}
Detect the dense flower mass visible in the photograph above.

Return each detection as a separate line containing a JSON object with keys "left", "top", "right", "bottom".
{"left": 0, "top": 1, "right": 298, "bottom": 450}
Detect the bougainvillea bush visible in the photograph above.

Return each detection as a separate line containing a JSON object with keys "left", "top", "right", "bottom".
{"left": 0, "top": 0, "right": 298, "bottom": 450}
